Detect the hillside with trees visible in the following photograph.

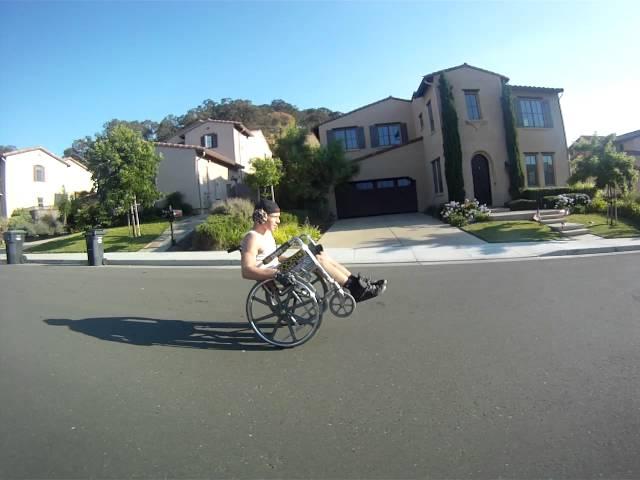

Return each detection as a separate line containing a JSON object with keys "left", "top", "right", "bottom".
{"left": 64, "top": 98, "right": 341, "bottom": 158}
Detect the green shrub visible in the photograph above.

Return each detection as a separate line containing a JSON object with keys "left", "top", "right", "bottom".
{"left": 8, "top": 216, "right": 36, "bottom": 236}
{"left": 193, "top": 214, "right": 252, "bottom": 250}
{"left": 273, "top": 221, "right": 321, "bottom": 244}
{"left": 0, "top": 217, "right": 8, "bottom": 247}
{"left": 193, "top": 207, "right": 322, "bottom": 251}
{"left": 586, "top": 192, "right": 607, "bottom": 214}
{"left": 447, "top": 212, "right": 468, "bottom": 227}
{"left": 474, "top": 212, "right": 491, "bottom": 222}
{"left": 520, "top": 185, "right": 597, "bottom": 200}
{"left": 619, "top": 202, "right": 640, "bottom": 221}
{"left": 210, "top": 197, "right": 254, "bottom": 219}
{"left": 279, "top": 212, "right": 298, "bottom": 224}
{"left": 506, "top": 199, "right": 538, "bottom": 210}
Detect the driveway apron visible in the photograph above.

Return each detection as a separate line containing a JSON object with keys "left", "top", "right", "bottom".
{"left": 319, "top": 213, "right": 484, "bottom": 249}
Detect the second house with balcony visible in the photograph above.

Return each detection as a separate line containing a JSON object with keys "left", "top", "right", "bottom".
{"left": 316, "top": 63, "right": 570, "bottom": 218}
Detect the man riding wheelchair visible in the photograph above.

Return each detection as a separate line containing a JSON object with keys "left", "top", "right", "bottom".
{"left": 239, "top": 199, "right": 387, "bottom": 347}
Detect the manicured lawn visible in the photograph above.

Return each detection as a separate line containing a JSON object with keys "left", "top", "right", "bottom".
{"left": 567, "top": 213, "right": 640, "bottom": 238}
{"left": 462, "top": 221, "right": 562, "bottom": 243}
{"left": 24, "top": 220, "right": 170, "bottom": 253}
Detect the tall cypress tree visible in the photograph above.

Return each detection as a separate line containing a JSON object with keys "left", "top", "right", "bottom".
{"left": 501, "top": 83, "right": 525, "bottom": 197}
{"left": 438, "top": 74, "right": 465, "bottom": 202}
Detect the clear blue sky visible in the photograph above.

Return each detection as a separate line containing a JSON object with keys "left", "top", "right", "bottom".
{"left": 1, "top": 0, "right": 638, "bottom": 156}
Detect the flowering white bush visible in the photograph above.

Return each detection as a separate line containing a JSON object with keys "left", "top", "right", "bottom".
{"left": 440, "top": 199, "right": 490, "bottom": 226}
{"left": 554, "top": 194, "right": 575, "bottom": 211}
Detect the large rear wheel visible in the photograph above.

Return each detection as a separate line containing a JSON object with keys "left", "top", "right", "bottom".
{"left": 246, "top": 279, "right": 322, "bottom": 348}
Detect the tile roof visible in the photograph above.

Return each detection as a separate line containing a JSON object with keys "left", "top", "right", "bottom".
{"left": 351, "top": 137, "right": 424, "bottom": 163}
{"left": 314, "top": 96, "right": 412, "bottom": 128}
{"left": 510, "top": 85, "right": 564, "bottom": 93}
{"left": 616, "top": 129, "right": 640, "bottom": 142}
{"left": 169, "top": 119, "right": 254, "bottom": 139}
{"left": 154, "top": 142, "right": 242, "bottom": 170}
{"left": 1, "top": 146, "right": 70, "bottom": 166}
{"left": 414, "top": 63, "right": 509, "bottom": 98}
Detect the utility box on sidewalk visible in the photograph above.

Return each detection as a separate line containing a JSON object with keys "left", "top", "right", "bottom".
{"left": 85, "top": 229, "right": 105, "bottom": 266}
{"left": 3, "top": 230, "right": 27, "bottom": 264}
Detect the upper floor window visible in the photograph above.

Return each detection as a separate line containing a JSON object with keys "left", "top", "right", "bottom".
{"left": 525, "top": 154, "right": 538, "bottom": 186}
{"left": 33, "top": 165, "right": 45, "bottom": 182}
{"left": 543, "top": 153, "right": 555, "bottom": 186}
{"left": 377, "top": 123, "right": 402, "bottom": 146}
{"left": 418, "top": 113, "right": 424, "bottom": 131}
{"left": 369, "top": 123, "right": 408, "bottom": 148}
{"left": 201, "top": 133, "right": 218, "bottom": 148}
{"left": 427, "top": 101, "right": 435, "bottom": 132}
{"left": 517, "top": 98, "right": 553, "bottom": 128}
{"left": 464, "top": 91, "right": 481, "bottom": 120}
{"left": 328, "top": 127, "right": 364, "bottom": 151}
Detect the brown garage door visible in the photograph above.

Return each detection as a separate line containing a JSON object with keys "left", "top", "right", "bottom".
{"left": 335, "top": 177, "right": 418, "bottom": 218}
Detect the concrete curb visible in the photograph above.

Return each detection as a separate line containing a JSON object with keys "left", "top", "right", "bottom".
{"left": 3, "top": 243, "right": 639, "bottom": 266}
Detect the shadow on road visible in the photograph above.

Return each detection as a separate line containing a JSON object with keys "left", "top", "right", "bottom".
{"left": 44, "top": 316, "right": 276, "bottom": 351}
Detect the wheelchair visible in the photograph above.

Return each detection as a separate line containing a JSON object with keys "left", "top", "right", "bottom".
{"left": 242, "top": 235, "right": 357, "bottom": 348}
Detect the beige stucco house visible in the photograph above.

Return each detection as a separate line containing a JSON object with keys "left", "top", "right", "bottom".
{"left": 155, "top": 119, "right": 272, "bottom": 211}
{"left": 0, "top": 147, "right": 93, "bottom": 218}
{"left": 155, "top": 143, "right": 244, "bottom": 212}
{"left": 317, "top": 64, "right": 570, "bottom": 218}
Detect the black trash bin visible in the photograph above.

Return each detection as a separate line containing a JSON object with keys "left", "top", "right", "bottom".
{"left": 3, "top": 230, "right": 27, "bottom": 264}
{"left": 85, "top": 229, "right": 105, "bottom": 266}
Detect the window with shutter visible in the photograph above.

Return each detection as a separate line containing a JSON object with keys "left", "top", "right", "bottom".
{"left": 33, "top": 165, "right": 45, "bottom": 182}
{"left": 331, "top": 127, "right": 361, "bottom": 150}
{"left": 375, "top": 123, "right": 403, "bottom": 147}
{"left": 202, "top": 134, "right": 218, "bottom": 148}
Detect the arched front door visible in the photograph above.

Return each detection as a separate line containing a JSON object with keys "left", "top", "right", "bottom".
{"left": 471, "top": 154, "right": 492, "bottom": 206}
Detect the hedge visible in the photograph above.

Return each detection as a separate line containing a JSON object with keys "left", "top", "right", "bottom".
{"left": 506, "top": 199, "right": 538, "bottom": 211}
{"left": 520, "top": 186, "right": 597, "bottom": 200}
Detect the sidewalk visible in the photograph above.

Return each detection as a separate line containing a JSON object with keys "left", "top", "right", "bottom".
{"left": 7, "top": 236, "right": 640, "bottom": 266}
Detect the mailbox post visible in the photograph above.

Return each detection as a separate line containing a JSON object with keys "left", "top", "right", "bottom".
{"left": 165, "top": 205, "right": 183, "bottom": 246}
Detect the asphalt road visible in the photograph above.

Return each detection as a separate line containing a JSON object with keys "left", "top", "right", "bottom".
{"left": 1, "top": 255, "right": 640, "bottom": 479}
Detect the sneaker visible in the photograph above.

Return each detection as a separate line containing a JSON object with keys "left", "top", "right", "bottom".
{"left": 357, "top": 273, "right": 386, "bottom": 287}
{"left": 356, "top": 281, "right": 387, "bottom": 303}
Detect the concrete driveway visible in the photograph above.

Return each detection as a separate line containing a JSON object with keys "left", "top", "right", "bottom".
{"left": 319, "top": 213, "right": 485, "bottom": 248}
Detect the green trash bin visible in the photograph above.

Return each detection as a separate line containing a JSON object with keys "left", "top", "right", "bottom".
{"left": 3, "top": 230, "right": 27, "bottom": 264}
{"left": 85, "top": 229, "right": 105, "bottom": 266}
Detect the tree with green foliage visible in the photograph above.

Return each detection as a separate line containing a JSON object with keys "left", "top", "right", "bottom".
{"left": 55, "top": 188, "right": 72, "bottom": 225}
{"left": 0, "top": 145, "right": 17, "bottom": 155}
{"left": 438, "top": 74, "right": 465, "bottom": 202}
{"left": 274, "top": 127, "right": 358, "bottom": 217}
{"left": 85, "top": 125, "right": 161, "bottom": 235}
{"left": 245, "top": 157, "right": 283, "bottom": 201}
{"left": 501, "top": 83, "right": 525, "bottom": 197}
{"left": 569, "top": 134, "right": 638, "bottom": 192}
{"left": 66, "top": 98, "right": 342, "bottom": 155}
{"left": 570, "top": 134, "right": 638, "bottom": 225}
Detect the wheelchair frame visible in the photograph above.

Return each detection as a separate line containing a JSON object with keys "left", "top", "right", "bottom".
{"left": 244, "top": 234, "right": 356, "bottom": 348}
